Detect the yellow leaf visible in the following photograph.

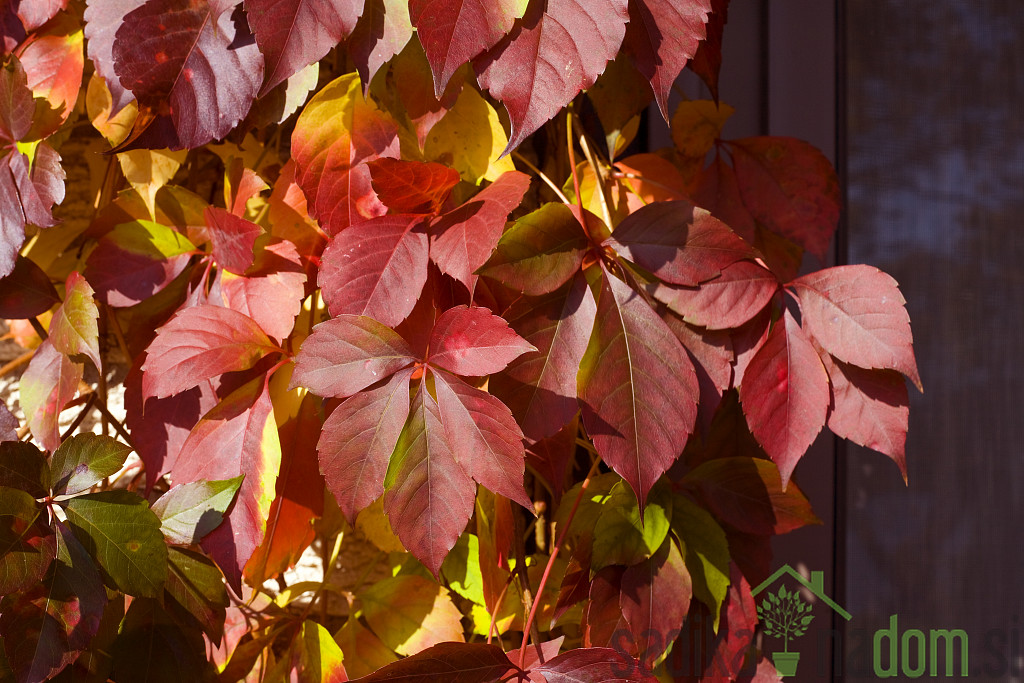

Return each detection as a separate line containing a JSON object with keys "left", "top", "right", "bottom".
{"left": 424, "top": 86, "right": 515, "bottom": 184}
{"left": 356, "top": 498, "right": 407, "bottom": 554}
{"left": 671, "top": 100, "right": 735, "bottom": 182}
{"left": 334, "top": 619, "right": 398, "bottom": 679}
{"left": 117, "top": 148, "right": 187, "bottom": 217}
{"left": 86, "top": 73, "right": 137, "bottom": 146}
{"left": 359, "top": 574, "right": 465, "bottom": 655}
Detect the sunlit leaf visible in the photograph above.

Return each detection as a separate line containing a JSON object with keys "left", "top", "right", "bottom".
{"left": 151, "top": 476, "right": 243, "bottom": 545}
{"left": 359, "top": 574, "right": 465, "bottom": 655}
{"left": 47, "top": 434, "right": 132, "bottom": 496}
{"left": 48, "top": 272, "right": 100, "bottom": 371}
{"left": 20, "top": 340, "right": 82, "bottom": 453}
{"left": 591, "top": 480, "right": 671, "bottom": 570}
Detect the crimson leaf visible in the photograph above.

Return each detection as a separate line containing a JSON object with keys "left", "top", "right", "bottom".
{"left": 317, "top": 215, "right": 429, "bottom": 327}
{"left": 0, "top": 256, "right": 59, "bottom": 318}
{"left": 142, "top": 305, "right": 281, "bottom": 400}
{"left": 368, "top": 157, "right": 460, "bottom": 215}
{"left": 738, "top": 309, "right": 828, "bottom": 486}
{"left": 537, "top": 647, "right": 658, "bottom": 683}
{"left": 204, "top": 207, "right": 261, "bottom": 275}
{"left": 475, "top": 0, "right": 629, "bottom": 153}
{"left": 578, "top": 266, "right": 698, "bottom": 508}
{"left": 426, "top": 305, "right": 535, "bottom": 376}
{"left": 619, "top": 540, "right": 691, "bottom": 665}
{"left": 652, "top": 259, "right": 778, "bottom": 330}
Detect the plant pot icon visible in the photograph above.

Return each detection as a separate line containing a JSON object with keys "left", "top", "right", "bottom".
{"left": 772, "top": 651, "right": 800, "bottom": 677}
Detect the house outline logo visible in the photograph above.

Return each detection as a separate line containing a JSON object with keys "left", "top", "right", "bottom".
{"left": 752, "top": 565, "right": 851, "bottom": 678}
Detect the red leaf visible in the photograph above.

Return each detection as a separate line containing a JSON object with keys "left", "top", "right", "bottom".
{"left": 427, "top": 305, "right": 535, "bottom": 376}
{"left": 319, "top": 368, "right": 412, "bottom": 522}
{"left": 684, "top": 457, "right": 820, "bottom": 536}
{"left": 478, "top": 202, "right": 590, "bottom": 296}
{"left": 790, "top": 265, "right": 921, "bottom": 390}
{"left": 727, "top": 136, "right": 839, "bottom": 261}
{"left": 348, "top": 0, "right": 413, "bottom": 87}
{"left": 688, "top": 0, "right": 728, "bottom": 101}
{"left": 290, "top": 314, "right": 416, "bottom": 398}
{"left": 583, "top": 566, "right": 626, "bottom": 648}
{"left": 15, "top": 10, "right": 85, "bottom": 138}
{"left": 368, "top": 157, "right": 460, "bottom": 214}
{"left": 344, "top": 642, "right": 516, "bottom": 683}
{"left": 141, "top": 305, "right": 280, "bottom": 400}
{"left": 291, "top": 74, "right": 400, "bottom": 235}
{"left": 83, "top": 0, "right": 141, "bottom": 114}
{"left": 174, "top": 375, "right": 281, "bottom": 590}
{"left": 491, "top": 274, "right": 597, "bottom": 441}
{"left": 383, "top": 376, "right": 477, "bottom": 576}
{"left": 317, "top": 215, "right": 429, "bottom": 326}
{"left": 245, "top": 0, "right": 364, "bottom": 95}
{"left": 652, "top": 259, "right": 778, "bottom": 330}
{"left": 665, "top": 315, "right": 732, "bottom": 436}
{"left": 619, "top": 540, "right": 691, "bottom": 666}
{"left": 692, "top": 153, "right": 756, "bottom": 243}
{"left": 622, "top": 0, "right": 711, "bottom": 119}
{"left": 507, "top": 637, "right": 564, "bottom": 671}
{"left": 537, "top": 647, "right": 658, "bottom": 683}
{"left": 737, "top": 310, "right": 828, "bottom": 485}
{"left": 433, "top": 369, "right": 531, "bottom": 509}
{"left": 0, "top": 256, "right": 60, "bottom": 318}
{"left": 410, "top": 0, "right": 524, "bottom": 97}
{"left": 244, "top": 394, "right": 326, "bottom": 586}
{"left": 112, "top": 0, "right": 263, "bottom": 149}
{"left": 605, "top": 200, "right": 753, "bottom": 286}
{"left": 526, "top": 416, "right": 579, "bottom": 503}
{"left": 428, "top": 170, "right": 531, "bottom": 289}
{"left": 220, "top": 239, "right": 307, "bottom": 341}
{"left": 578, "top": 267, "right": 698, "bottom": 507}
{"left": 16, "top": 0, "right": 67, "bottom": 32}
{"left": 819, "top": 348, "right": 909, "bottom": 479}
{"left": 204, "top": 207, "right": 261, "bottom": 275}
{"left": 475, "top": 0, "right": 629, "bottom": 153}
{"left": 47, "top": 272, "right": 100, "bottom": 371}
{"left": 19, "top": 340, "right": 82, "bottom": 452}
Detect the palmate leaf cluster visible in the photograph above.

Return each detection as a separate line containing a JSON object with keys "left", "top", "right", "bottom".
{"left": 0, "top": 0, "right": 919, "bottom": 681}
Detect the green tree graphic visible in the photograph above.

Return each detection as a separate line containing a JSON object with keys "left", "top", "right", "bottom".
{"left": 758, "top": 585, "right": 815, "bottom": 653}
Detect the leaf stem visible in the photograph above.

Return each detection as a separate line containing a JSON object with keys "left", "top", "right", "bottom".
{"left": 517, "top": 456, "right": 602, "bottom": 668}
{"left": 511, "top": 152, "right": 570, "bottom": 204}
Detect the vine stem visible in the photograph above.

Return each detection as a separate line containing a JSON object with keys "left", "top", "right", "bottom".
{"left": 511, "top": 152, "right": 570, "bottom": 204}
{"left": 518, "top": 455, "right": 603, "bottom": 669}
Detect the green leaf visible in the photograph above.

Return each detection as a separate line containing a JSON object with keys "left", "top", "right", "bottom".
{"left": 0, "top": 486, "right": 56, "bottom": 595}
{"left": 672, "top": 494, "right": 730, "bottom": 631}
{"left": 150, "top": 477, "right": 243, "bottom": 545}
{"left": 591, "top": 480, "right": 672, "bottom": 570}
{"left": 65, "top": 490, "right": 168, "bottom": 598}
{"left": 47, "top": 434, "right": 133, "bottom": 496}
{"left": 359, "top": 574, "right": 465, "bottom": 656}
{"left": 165, "top": 547, "right": 229, "bottom": 642}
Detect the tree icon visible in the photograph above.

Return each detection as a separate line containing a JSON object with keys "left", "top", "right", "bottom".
{"left": 758, "top": 585, "right": 815, "bottom": 676}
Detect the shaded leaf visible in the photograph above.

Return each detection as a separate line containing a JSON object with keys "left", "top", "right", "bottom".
{"left": 318, "top": 214, "right": 429, "bottom": 326}
{"left": 537, "top": 647, "right": 657, "bottom": 683}
{"left": 790, "top": 264, "right": 921, "bottom": 390}
{"left": 84, "top": 219, "right": 196, "bottom": 307}
{"left": 605, "top": 200, "right": 753, "bottom": 286}
{"left": 151, "top": 476, "right": 243, "bottom": 545}
{"left": 737, "top": 310, "right": 829, "bottom": 486}
{"left": 619, "top": 540, "right": 690, "bottom": 664}
{"left": 727, "top": 136, "right": 839, "bottom": 261}
{"left": 65, "top": 490, "right": 168, "bottom": 598}
{"left": 0, "top": 487, "right": 56, "bottom": 595}
{"left": 577, "top": 267, "right": 698, "bottom": 507}
{"left": 173, "top": 375, "right": 281, "bottom": 590}
{"left": 111, "top": 0, "right": 263, "bottom": 150}
{"left": 19, "top": 340, "right": 82, "bottom": 453}
{"left": 368, "top": 157, "right": 459, "bottom": 215}
{"left": 491, "top": 275, "right": 596, "bottom": 441}
{"left": 428, "top": 171, "right": 530, "bottom": 288}
{"left": 383, "top": 377, "right": 476, "bottom": 576}
{"left": 349, "top": 0, "right": 413, "bottom": 87}
{"left": 427, "top": 305, "right": 534, "bottom": 376}
{"left": 687, "top": 0, "right": 728, "bottom": 101}
{"left": 165, "top": 546, "right": 229, "bottom": 642}
{"left": 320, "top": 368, "right": 412, "bottom": 523}
{"left": 110, "top": 598, "right": 216, "bottom": 682}
{"left": 0, "top": 522, "right": 106, "bottom": 683}
{"left": 334, "top": 619, "right": 398, "bottom": 679}
{"left": 683, "top": 457, "right": 819, "bottom": 536}
{"left": 142, "top": 305, "right": 280, "bottom": 400}
{"left": 672, "top": 494, "right": 730, "bottom": 629}
{"left": 0, "top": 256, "right": 59, "bottom": 318}
{"left": 478, "top": 202, "right": 590, "bottom": 296}
{"left": 592, "top": 480, "right": 671, "bottom": 570}
{"left": 83, "top": 0, "right": 142, "bottom": 114}
{"left": 246, "top": 0, "right": 364, "bottom": 95}
{"left": 290, "top": 314, "right": 416, "bottom": 398}
{"left": 360, "top": 574, "right": 464, "bottom": 655}
{"left": 410, "top": 0, "right": 526, "bottom": 97}
{"left": 48, "top": 272, "right": 100, "bottom": 371}
{"left": 622, "top": 0, "right": 710, "bottom": 119}
{"left": 0, "top": 441, "right": 48, "bottom": 498}
{"left": 292, "top": 72, "right": 399, "bottom": 235}
{"left": 15, "top": 10, "right": 84, "bottom": 138}
{"left": 344, "top": 642, "right": 514, "bottom": 683}
{"left": 475, "top": 0, "right": 629, "bottom": 154}
{"left": 47, "top": 434, "right": 132, "bottom": 496}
